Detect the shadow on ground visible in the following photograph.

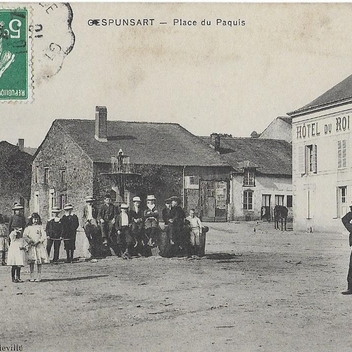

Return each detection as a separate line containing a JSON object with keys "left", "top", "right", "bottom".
{"left": 40, "top": 275, "right": 109, "bottom": 283}
{"left": 205, "top": 253, "right": 243, "bottom": 263}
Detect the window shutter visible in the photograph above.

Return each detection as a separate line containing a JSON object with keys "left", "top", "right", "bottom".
{"left": 338, "top": 140, "right": 342, "bottom": 168}
{"left": 313, "top": 144, "right": 318, "bottom": 173}
{"left": 343, "top": 140, "right": 347, "bottom": 167}
{"left": 298, "top": 145, "right": 305, "bottom": 174}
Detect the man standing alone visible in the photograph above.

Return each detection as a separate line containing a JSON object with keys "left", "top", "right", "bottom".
{"left": 341, "top": 202, "right": 352, "bottom": 295}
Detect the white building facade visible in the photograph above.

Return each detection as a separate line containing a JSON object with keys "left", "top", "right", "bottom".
{"left": 229, "top": 173, "right": 292, "bottom": 221}
{"left": 289, "top": 75, "right": 352, "bottom": 232}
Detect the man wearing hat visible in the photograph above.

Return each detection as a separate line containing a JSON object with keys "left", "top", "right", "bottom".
{"left": 130, "top": 196, "right": 145, "bottom": 256}
{"left": 8, "top": 203, "right": 26, "bottom": 235}
{"left": 61, "top": 203, "right": 79, "bottom": 263}
{"left": 169, "top": 196, "right": 187, "bottom": 255}
{"left": 46, "top": 207, "right": 63, "bottom": 263}
{"left": 98, "top": 194, "right": 117, "bottom": 247}
{"left": 341, "top": 201, "right": 352, "bottom": 294}
{"left": 162, "top": 198, "right": 172, "bottom": 225}
{"left": 82, "top": 196, "right": 101, "bottom": 258}
{"left": 115, "top": 203, "right": 133, "bottom": 259}
{"left": 144, "top": 195, "right": 159, "bottom": 247}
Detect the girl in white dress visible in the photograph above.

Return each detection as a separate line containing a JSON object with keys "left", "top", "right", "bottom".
{"left": 7, "top": 227, "right": 27, "bottom": 283}
{"left": 24, "top": 213, "right": 49, "bottom": 282}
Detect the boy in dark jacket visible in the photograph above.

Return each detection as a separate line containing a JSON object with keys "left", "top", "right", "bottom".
{"left": 46, "top": 206, "right": 63, "bottom": 263}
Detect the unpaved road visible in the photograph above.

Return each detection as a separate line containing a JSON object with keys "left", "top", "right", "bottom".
{"left": 1, "top": 221, "right": 351, "bottom": 352}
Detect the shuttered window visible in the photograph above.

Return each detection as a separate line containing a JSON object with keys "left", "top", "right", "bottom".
{"left": 299, "top": 144, "right": 317, "bottom": 175}
{"left": 338, "top": 140, "right": 347, "bottom": 168}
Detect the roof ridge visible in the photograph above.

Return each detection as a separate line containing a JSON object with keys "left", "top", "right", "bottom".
{"left": 56, "top": 118, "right": 181, "bottom": 126}
{"left": 288, "top": 73, "right": 352, "bottom": 116}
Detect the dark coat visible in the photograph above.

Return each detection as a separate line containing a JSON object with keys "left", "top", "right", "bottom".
{"left": 61, "top": 214, "right": 79, "bottom": 240}
{"left": 144, "top": 207, "right": 159, "bottom": 229}
{"left": 45, "top": 218, "right": 63, "bottom": 239}
{"left": 130, "top": 207, "right": 144, "bottom": 222}
{"left": 8, "top": 214, "right": 26, "bottom": 233}
{"left": 98, "top": 204, "right": 117, "bottom": 222}
{"left": 170, "top": 206, "right": 185, "bottom": 226}
{"left": 162, "top": 207, "right": 171, "bottom": 224}
{"left": 342, "top": 211, "right": 352, "bottom": 246}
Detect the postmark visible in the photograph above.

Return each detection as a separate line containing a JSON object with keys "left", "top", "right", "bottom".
{"left": 31, "top": 3, "right": 75, "bottom": 82}
{"left": 0, "top": 8, "right": 30, "bottom": 101}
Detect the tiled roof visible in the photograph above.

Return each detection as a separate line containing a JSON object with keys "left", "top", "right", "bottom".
{"left": 289, "top": 74, "right": 352, "bottom": 116}
{"left": 52, "top": 119, "right": 230, "bottom": 167}
{"left": 200, "top": 136, "right": 292, "bottom": 176}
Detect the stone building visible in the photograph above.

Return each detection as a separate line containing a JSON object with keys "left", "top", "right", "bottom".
{"left": 202, "top": 134, "right": 292, "bottom": 221}
{"left": 0, "top": 140, "right": 33, "bottom": 219}
{"left": 32, "top": 106, "right": 232, "bottom": 223}
{"left": 289, "top": 73, "right": 352, "bottom": 232}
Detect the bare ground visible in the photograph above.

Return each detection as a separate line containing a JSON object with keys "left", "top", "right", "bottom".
{"left": 1, "top": 221, "right": 351, "bottom": 352}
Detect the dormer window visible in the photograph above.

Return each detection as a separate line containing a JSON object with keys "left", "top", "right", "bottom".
{"left": 243, "top": 168, "right": 255, "bottom": 187}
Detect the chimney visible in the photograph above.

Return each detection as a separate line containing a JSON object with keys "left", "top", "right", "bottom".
{"left": 210, "top": 133, "right": 220, "bottom": 152}
{"left": 17, "top": 138, "right": 24, "bottom": 152}
{"left": 95, "top": 106, "right": 108, "bottom": 142}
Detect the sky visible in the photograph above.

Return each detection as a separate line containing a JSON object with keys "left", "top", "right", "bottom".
{"left": 1, "top": 2, "right": 352, "bottom": 148}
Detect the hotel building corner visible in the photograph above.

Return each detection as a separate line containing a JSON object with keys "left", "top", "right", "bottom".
{"left": 289, "top": 74, "right": 352, "bottom": 232}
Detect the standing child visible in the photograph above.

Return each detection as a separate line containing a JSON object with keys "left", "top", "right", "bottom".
{"left": 61, "top": 203, "right": 79, "bottom": 263}
{"left": 8, "top": 203, "right": 26, "bottom": 235}
{"left": 0, "top": 214, "right": 8, "bottom": 265}
{"left": 186, "top": 209, "right": 203, "bottom": 257}
{"left": 24, "top": 213, "right": 49, "bottom": 282}
{"left": 46, "top": 207, "right": 63, "bottom": 263}
{"left": 7, "top": 227, "right": 27, "bottom": 283}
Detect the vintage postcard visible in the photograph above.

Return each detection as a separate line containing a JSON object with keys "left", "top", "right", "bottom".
{"left": 1, "top": 2, "right": 352, "bottom": 351}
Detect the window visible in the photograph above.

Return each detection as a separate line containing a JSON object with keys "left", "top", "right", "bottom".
{"left": 243, "top": 190, "right": 253, "bottom": 210}
{"left": 44, "top": 167, "right": 49, "bottom": 185}
{"left": 298, "top": 144, "right": 317, "bottom": 174}
{"left": 287, "top": 195, "right": 293, "bottom": 208}
{"left": 243, "top": 169, "right": 255, "bottom": 186}
{"left": 59, "top": 194, "right": 67, "bottom": 210}
{"left": 338, "top": 140, "right": 347, "bottom": 168}
{"left": 262, "top": 194, "right": 271, "bottom": 207}
{"left": 275, "top": 195, "right": 284, "bottom": 206}
{"left": 185, "top": 176, "right": 199, "bottom": 189}
{"left": 60, "top": 169, "right": 66, "bottom": 184}
{"left": 307, "top": 145, "right": 317, "bottom": 173}
{"left": 49, "top": 189, "right": 55, "bottom": 216}
{"left": 337, "top": 186, "right": 348, "bottom": 217}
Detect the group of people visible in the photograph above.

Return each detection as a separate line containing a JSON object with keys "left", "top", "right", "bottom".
{"left": 0, "top": 193, "right": 207, "bottom": 283}
{"left": 82, "top": 193, "right": 207, "bottom": 260}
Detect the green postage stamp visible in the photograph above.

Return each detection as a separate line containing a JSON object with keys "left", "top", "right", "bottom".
{"left": 0, "top": 8, "right": 31, "bottom": 102}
